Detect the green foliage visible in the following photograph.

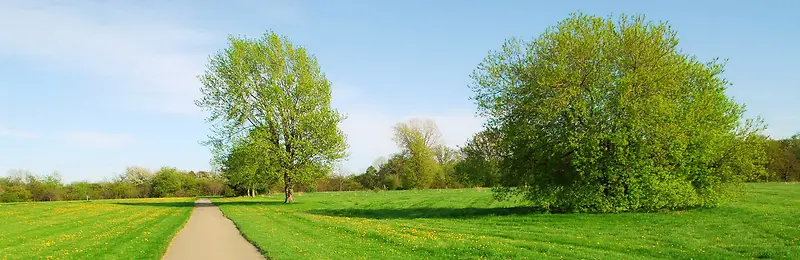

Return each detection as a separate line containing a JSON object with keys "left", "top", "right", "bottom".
{"left": 1, "top": 166, "right": 225, "bottom": 202}
{"left": 197, "top": 31, "right": 347, "bottom": 202}
{"left": 0, "top": 184, "right": 32, "bottom": 202}
{"left": 354, "top": 166, "right": 381, "bottom": 190}
{"left": 471, "top": 13, "right": 766, "bottom": 212}
{"left": 151, "top": 167, "right": 184, "bottom": 198}
{"left": 314, "top": 174, "right": 364, "bottom": 192}
{"left": 455, "top": 130, "right": 502, "bottom": 187}
{"left": 64, "top": 181, "right": 92, "bottom": 200}
{"left": 108, "top": 178, "right": 139, "bottom": 199}
{"left": 220, "top": 134, "right": 279, "bottom": 196}
{"left": 764, "top": 134, "right": 800, "bottom": 181}
{"left": 377, "top": 154, "right": 411, "bottom": 190}
{"left": 392, "top": 119, "right": 444, "bottom": 189}
{"left": 213, "top": 183, "right": 800, "bottom": 259}
{"left": 432, "top": 145, "right": 462, "bottom": 188}
{"left": 24, "top": 172, "right": 64, "bottom": 201}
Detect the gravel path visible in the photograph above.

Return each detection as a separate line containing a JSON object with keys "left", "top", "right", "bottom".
{"left": 162, "top": 198, "right": 264, "bottom": 260}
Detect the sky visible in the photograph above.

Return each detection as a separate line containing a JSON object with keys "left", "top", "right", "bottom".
{"left": 1, "top": 0, "right": 798, "bottom": 182}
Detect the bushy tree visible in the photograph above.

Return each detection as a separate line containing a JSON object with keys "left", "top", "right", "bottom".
{"left": 354, "top": 166, "right": 381, "bottom": 190}
{"left": 393, "top": 119, "right": 443, "bottom": 189}
{"left": 27, "top": 172, "right": 64, "bottom": 201}
{"left": 221, "top": 136, "right": 278, "bottom": 197}
{"left": 455, "top": 130, "right": 502, "bottom": 187}
{"left": 197, "top": 177, "right": 225, "bottom": 196}
{"left": 0, "top": 185, "right": 32, "bottom": 202}
{"left": 471, "top": 13, "right": 765, "bottom": 212}
{"left": 109, "top": 177, "right": 139, "bottom": 199}
{"left": 765, "top": 134, "right": 800, "bottom": 181}
{"left": 123, "top": 166, "right": 154, "bottom": 197}
{"left": 151, "top": 167, "right": 184, "bottom": 198}
{"left": 0, "top": 177, "right": 32, "bottom": 202}
{"left": 432, "top": 145, "right": 462, "bottom": 188}
{"left": 64, "top": 181, "right": 93, "bottom": 200}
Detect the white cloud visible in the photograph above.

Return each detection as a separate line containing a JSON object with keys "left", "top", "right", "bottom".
{"left": 0, "top": 127, "right": 37, "bottom": 139}
{"left": 61, "top": 132, "right": 133, "bottom": 149}
{"left": 0, "top": 2, "right": 213, "bottom": 115}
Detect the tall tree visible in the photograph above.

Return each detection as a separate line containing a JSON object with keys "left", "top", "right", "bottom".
{"left": 392, "top": 118, "right": 443, "bottom": 189}
{"left": 471, "top": 13, "right": 765, "bottom": 212}
{"left": 197, "top": 31, "right": 347, "bottom": 203}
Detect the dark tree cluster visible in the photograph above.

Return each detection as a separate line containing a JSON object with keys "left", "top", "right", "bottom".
{"left": 763, "top": 134, "right": 800, "bottom": 182}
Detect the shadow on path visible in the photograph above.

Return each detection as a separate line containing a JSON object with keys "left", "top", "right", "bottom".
{"left": 308, "top": 206, "right": 546, "bottom": 219}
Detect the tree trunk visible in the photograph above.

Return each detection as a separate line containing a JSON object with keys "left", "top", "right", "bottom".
{"left": 284, "top": 185, "right": 294, "bottom": 203}
{"left": 284, "top": 174, "right": 295, "bottom": 203}
{"left": 247, "top": 187, "right": 251, "bottom": 197}
{"left": 251, "top": 184, "right": 256, "bottom": 197}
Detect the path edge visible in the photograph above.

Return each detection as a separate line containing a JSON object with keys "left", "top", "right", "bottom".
{"left": 211, "top": 198, "right": 272, "bottom": 260}
{"left": 159, "top": 199, "right": 197, "bottom": 259}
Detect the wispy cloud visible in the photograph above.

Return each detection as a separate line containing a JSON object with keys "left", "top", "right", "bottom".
{"left": 61, "top": 132, "right": 133, "bottom": 149}
{"left": 0, "top": 127, "right": 37, "bottom": 139}
{"left": 0, "top": 1, "right": 213, "bottom": 115}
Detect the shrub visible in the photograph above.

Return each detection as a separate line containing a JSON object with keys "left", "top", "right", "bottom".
{"left": 471, "top": 13, "right": 765, "bottom": 212}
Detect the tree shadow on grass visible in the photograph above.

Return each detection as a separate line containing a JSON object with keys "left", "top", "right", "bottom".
{"left": 213, "top": 201, "right": 287, "bottom": 207}
{"left": 308, "top": 206, "right": 548, "bottom": 219}
{"left": 112, "top": 201, "right": 197, "bottom": 208}
{"left": 112, "top": 200, "right": 287, "bottom": 208}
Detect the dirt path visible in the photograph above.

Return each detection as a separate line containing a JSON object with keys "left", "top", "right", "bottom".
{"left": 162, "top": 198, "right": 265, "bottom": 260}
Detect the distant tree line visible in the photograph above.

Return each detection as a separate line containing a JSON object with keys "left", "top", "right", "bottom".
{"left": 314, "top": 118, "right": 500, "bottom": 192}
{"left": 0, "top": 166, "right": 229, "bottom": 203}
{"left": 763, "top": 134, "right": 800, "bottom": 182}
{"left": 2, "top": 131, "right": 796, "bottom": 203}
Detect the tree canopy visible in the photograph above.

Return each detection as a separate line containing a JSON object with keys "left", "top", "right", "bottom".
{"left": 470, "top": 13, "right": 766, "bottom": 212}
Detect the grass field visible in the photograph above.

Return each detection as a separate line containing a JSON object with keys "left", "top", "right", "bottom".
{"left": 215, "top": 183, "right": 800, "bottom": 259}
{"left": 0, "top": 198, "right": 193, "bottom": 260}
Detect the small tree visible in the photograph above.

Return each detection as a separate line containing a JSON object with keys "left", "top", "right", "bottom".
{"left": 471, "top": 13, "right": 765, "bottom": 212}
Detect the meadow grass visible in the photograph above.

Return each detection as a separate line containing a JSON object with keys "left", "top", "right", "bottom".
{"left": 0, "top": 198, "right": 194, "bottom": 260}
{"left": 214, "top": 183, "right": 799, "bottom": 259}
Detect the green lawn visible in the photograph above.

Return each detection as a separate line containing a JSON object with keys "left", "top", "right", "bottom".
{"left": 0, "top": 198, "right": 194, "bottom": 260}
{"left": 215, "top": 183, "right": 800, "bottom": 259}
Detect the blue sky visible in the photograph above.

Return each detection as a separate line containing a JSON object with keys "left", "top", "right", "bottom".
{"left": 1, "top": 1, "right": 798, "bottom": 182}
